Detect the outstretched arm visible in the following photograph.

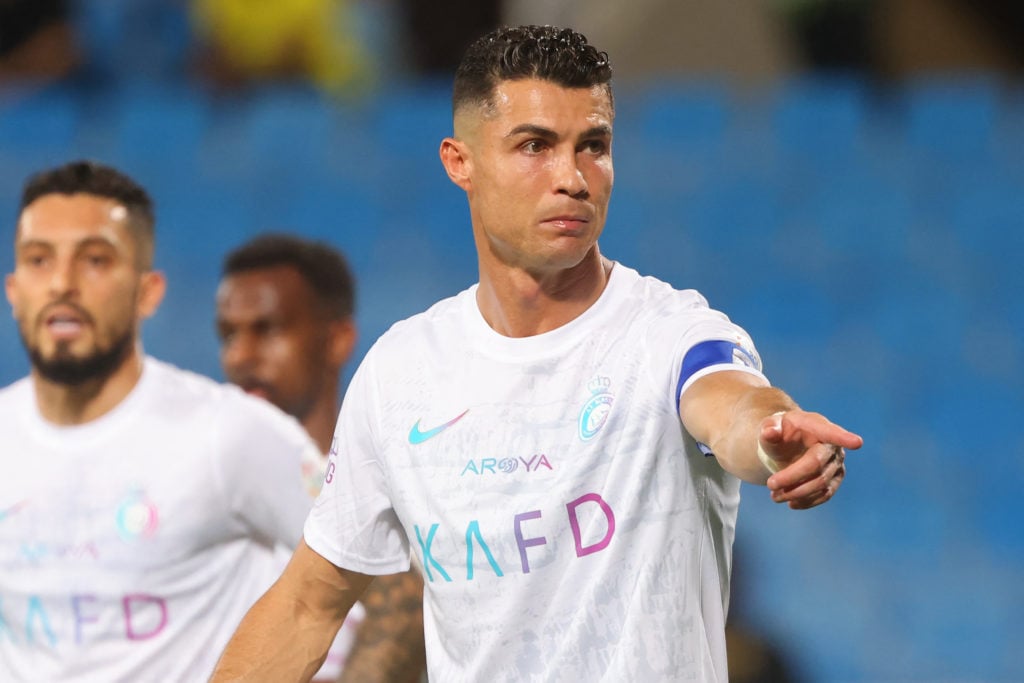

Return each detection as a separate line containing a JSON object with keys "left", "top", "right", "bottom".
{"left": 212, "top": 538, "right": 372, "bottom": 682}
{"left": 338, "top": 570, "right": 426, "bottom": 683}
{"left": 679, "top": 370, "right": 863, "bottom": 509}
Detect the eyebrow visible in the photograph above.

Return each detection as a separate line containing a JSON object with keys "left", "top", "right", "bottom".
{"left": 505, "top": 124, "right": 612, "bottom": 141}
{"left": 16, "top": 235, "right": 119, "bottom": 254}
{"left": 15, "top": 239, "right": 53, "bottom": 252}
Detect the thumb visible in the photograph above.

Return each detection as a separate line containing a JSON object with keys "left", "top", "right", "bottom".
{"left": 756, "top": 412, "right": 795, "bottom": 472}
{"left": 759, "top": 411, "right": 786, "bottom": 448}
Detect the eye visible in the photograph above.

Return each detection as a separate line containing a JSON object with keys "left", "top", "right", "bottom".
{"left": 81, "top": 250, "right": 114, "bottom": 268}
{"left": 581, "top": 139, "right": 608, "bottom": 155}
{"left": 522, "top": 139, "right": 548, "bottom": 154}
{"left": 18, "top": 248, "right": 50, "bottom": 268}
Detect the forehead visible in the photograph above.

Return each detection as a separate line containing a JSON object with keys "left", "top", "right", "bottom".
{"left": 216, "top": 266, "right": 315, "bottom": 319}
{"left": 17, "top": 193, "right": 133, "bottom": 250}
{"left": 469, "top": 78, "right": 613, "bottom": 134}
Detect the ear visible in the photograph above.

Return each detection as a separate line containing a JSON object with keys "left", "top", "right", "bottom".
{"left": 327, "top": 317, "right": 358, "bottom": 369}
{"left": 440, "top": 137, "right": 472, "bottom": 192}
{"left": 5, "top": 273, "right": 17, "bottom": 315}
{"left": 137, "top": 270, "right": 166, "bottom": 320}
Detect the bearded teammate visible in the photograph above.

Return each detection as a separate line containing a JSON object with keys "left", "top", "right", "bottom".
{"left": 214, "top": 25, "right": 863, "bottom": 682}
{"left": 0, "top": 161, "right": 324, "bottom": 680}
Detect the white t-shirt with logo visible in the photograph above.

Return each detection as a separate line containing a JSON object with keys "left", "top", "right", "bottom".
{"left": 305, "top": 263, "right": 767, "bottom": 682}
{"left": 0, "top": 357, "right": 324, "bottom": 681}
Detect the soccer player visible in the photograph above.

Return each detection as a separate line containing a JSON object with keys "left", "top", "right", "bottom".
{"left": 216, "top": 233, "right": 426, "bottom": 681}
{"left": 0, "top": 161, "right": 324, "bottom": 680}
{"left": 213, "top": 25, "right": 863, "bottom": 681}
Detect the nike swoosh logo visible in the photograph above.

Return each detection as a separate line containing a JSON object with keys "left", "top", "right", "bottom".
{"left": 409, "top": 409, "right": 469, "bottom": 445}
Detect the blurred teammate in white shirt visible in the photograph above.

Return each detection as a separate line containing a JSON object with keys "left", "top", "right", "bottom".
{"left": 0, "top": 160, "right": 321, "bottom": 681}
{"left": 217, "top": 233, "right": 426, "bottom": 682}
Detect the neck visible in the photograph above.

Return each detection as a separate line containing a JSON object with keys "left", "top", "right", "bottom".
{"left": 476, "top": 248, "right": 613, "bottom": 338}
{"left": 33, "top": 349, "right": 145, "bottom": 426}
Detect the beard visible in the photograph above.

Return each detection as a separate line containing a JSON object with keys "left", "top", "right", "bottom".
{"left": 26, "top": 329, "right": 134, "bottom": 387}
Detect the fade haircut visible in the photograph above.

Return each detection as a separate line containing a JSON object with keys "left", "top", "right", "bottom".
{"left": 222, "top": 233, "right": 355, "bottom": 320}
{"left": 20, "top": 160, "right": 156, "bottom": 269}
{"left": 452, "top": 25, "right": 613, "bottom": 116}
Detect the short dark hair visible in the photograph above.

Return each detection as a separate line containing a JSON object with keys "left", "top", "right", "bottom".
{"left": 19, "top": 160, "right": 156, "bottom": 269}
{"left": 452, "top": 25, "right": 613, "bottom": 115}
{"left": 221, "top": 233, "right": 355, "bottom": 320}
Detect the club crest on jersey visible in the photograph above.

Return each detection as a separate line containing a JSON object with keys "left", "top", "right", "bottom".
{"left": 578, "top": 375, "right": 614, "bottom": 441}
{"left": 115, "top": 489, "right": 160, "bottom": 542}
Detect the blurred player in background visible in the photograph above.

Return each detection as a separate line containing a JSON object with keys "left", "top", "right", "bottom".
{"left": 0, "top": 161, "right": 323, "bottom": 680}
{"left": 216, "top": 233, "right": 426, "bottom": 682}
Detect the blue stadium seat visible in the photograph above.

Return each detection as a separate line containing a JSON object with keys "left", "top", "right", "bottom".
{"left": 232, "top": 86, "right": 338, "bottom": 178}
{"left": 72, "top": 0, "right": 191, "bottom": 82}
{"left": 109, "top": 83, "right": 211, "bottom": 169}
{"left": 771, "top": 74, "right": 870, "bottom": 163}
{"left": 948, "top": 172, "right": 1024, "bottom": 256}
{"left": 901, "top": 76, "right": 1001, "bottom": 163}
{"left": 371, "top": 84, "right": 452, "bottom": 167}
{"left": 0, "top": 84, "right": 82, "bottom": 168}
{"left": 805, "top": 166, "right": 912, "bottom": 256}
{"left": 260, "top": 180, "right": 383, "bottom": 270}
{"left": 637, "top": 80, "right": 731, "bottom": 158}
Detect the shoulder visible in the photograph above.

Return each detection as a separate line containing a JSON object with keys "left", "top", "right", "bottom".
{"left": 611, "top": 263, "right": 717, "bottom": 323}
{"left": 609, "top": 264, "right": 758, "bottom": 365}
{"left": 0, "top": 376, "right": 32, "bottom": 405}
{"left": 141, "top": 357, "right": 238, "bottom": 416}
{"left": 142, "top": 357, "right": 309, "bottom": 443}
{"left": 367, "top": 286, "right": 472, "bottom": 359}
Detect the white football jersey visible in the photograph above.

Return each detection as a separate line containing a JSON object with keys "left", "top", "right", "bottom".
{"left": 0, "top": 357, "right": 321, "bottom": 681}
{"left": 305, "top": 263, "right": 767, "bottom": 682}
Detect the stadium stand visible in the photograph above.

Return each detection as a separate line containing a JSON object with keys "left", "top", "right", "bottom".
{"left": 1, "top": 69, "right": 1021, "bottom": 682}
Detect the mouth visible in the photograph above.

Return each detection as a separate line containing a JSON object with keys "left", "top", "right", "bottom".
{"left": 41, "top": 306, "right": 89, "bottom": 341}
{"left": 244, "top": 386, "right": 271, "bottom": 400}
{"left": 235, "top": 379, "right": 274, "bottom": 401}
{"left": 541, "top": 215, "right": 591, "bottom": 232}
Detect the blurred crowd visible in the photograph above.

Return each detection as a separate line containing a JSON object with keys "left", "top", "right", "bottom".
{"left": 3, "top": 0, "right": 1023, "bottom": 95}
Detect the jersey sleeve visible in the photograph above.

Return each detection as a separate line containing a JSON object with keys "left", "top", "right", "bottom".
{"left": 304, "top": 350, "right": 410, "bottom": 575}
{"left": 213, "top": 393, "right": 319, "bottom": 551}
{"left": 655, "top": 293, "right": 768, "bottom": 408}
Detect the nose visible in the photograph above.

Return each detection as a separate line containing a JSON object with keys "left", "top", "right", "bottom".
{"left": 48, "top": 257, "right": 78, "bottom": 298}
{"left": 553, "top": 148, "right": 589, "bottom": 199}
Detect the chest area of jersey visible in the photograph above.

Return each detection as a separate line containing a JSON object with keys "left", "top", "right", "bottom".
{"left": 0, "top": 437, "right": 220, "bottom": 574}
{"left": 388, "top": 352, "right": 652, "bottom": 485}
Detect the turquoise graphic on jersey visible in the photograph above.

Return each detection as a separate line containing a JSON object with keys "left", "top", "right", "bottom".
{"left": 579, "top": 376, "right": 614, "bottom": 440}
{"left": 408, "top": 409, "right": 469, "bottom": 444}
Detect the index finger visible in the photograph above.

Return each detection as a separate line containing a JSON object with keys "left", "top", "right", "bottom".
{"left": 764, "top": 411, "right": 864, "bottom": 451}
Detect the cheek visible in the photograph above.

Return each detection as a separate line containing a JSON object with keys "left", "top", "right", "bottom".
{"left": 586, "top": 159, "right": 614, "bottom": 192}
{"left": 485, "top": 157, "right": 541, "bottom": 199}
{"left": 267, "top": 336, "right": 312, "bottom": 373}
{"left": 7, "top": 280, "right": 38, "bottom": 315}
